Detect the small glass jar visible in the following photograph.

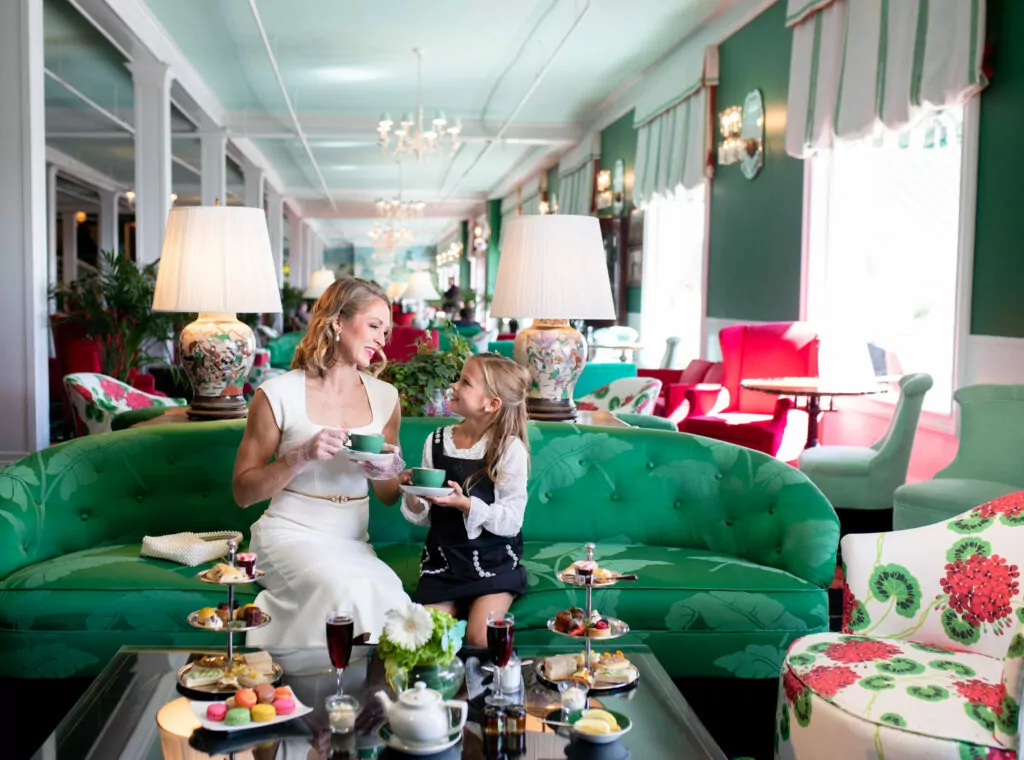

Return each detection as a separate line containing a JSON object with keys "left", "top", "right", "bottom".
{"left": 326, "top": 694, "right": 359, "bottom": 734}
{"left": 558, "top": 680, "right": 589, "bottom": 714}
{"left": 483, "top": 703, "right": 505, "bottom": 758}
{"left": 503, "top": 703, "right": 526, "bottom": 756}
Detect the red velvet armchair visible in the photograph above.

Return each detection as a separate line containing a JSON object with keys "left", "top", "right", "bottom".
{"left": 387, "top": 325, "right": 438, "bottom": 363}
{"left": 638, "top": 359, "right": 724, "bottom": 423}
{"left": 680, "top": 322, "right": 820, "bottom": 460}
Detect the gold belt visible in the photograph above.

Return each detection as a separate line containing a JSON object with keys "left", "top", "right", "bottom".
{"left": 283, "top": 488, "right": 367, "bottom": 504}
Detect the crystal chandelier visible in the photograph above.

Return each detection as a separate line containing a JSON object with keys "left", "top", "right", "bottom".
{"left": 375, "top": 162, "right": 426, "bottom": 219}
{"left": 377, "top": 48, "right": 461, "bottom": 162}
{"left": 369, "top": 221, "right": 414, "bottom": 251}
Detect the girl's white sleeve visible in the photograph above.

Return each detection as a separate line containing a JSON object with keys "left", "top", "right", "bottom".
{"left": 463, "top": 438, "right": 528, "bottom": 539}
{"left": 399, "top": 435, "right": 432, "bottom": 526}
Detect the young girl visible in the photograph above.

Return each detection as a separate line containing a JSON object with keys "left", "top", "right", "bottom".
{"left": 400, "top": 353, "right": 531, "bottom": 646}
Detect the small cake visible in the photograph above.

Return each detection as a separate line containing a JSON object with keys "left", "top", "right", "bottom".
{"left": 274, "top": 686, "right": 293, "bottom": 701}
{"left": 224, "top": 708, "right": 250, "bottom": 726}
{"left": 234, "top": 603, "right": 259, "bottom": 622}
{"left": 273, "top": 697, "right": 296, "bottom": 716}
{"left": 254, "top": 683, "right": 276, "bottom": 704}
{"left": 205, "top": 615, "right": 223, "bottom": 630}
{"left": 588, "top": 619, "right": 612, "bottom": 637}
{"left": 243, "top": 606, "right": 263, "bottom": 627}
{"left": 196, "top": 607, "right": 218, "bottom": 625}
{"left": 251, "top": 703, "right": 276, "bottom": 722}
{"left": 206, "top": 703, "right": 227, "bottom": 722}
{"left": 234, "top": 688, "right": 257, "bottom": 709}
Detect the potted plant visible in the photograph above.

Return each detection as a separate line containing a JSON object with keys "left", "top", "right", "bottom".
{"left": 378, "top": 603, "right": 467, "bottom": 699}
{"left": 50, "top": 250, "right": 179, "bottom": 383}
{"left": 379, "top": 331, "right": 472, "bottom": 417}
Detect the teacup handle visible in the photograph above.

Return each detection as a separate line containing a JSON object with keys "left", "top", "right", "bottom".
{"left": 445, "top": 700, "right": 468, "bottom": 733}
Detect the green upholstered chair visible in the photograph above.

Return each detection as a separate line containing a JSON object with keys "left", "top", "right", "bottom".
{"left": 265, "top": 330, "right": 305, "bottom": 369}
{"left": 617, "top": 412, "right": 677, "bottom": 431}
{"left": 798, "top": 373, "right": 932, "bottom": 534}
{"left": 487, "top": 340, "right": 514, "bottom": 358}
{"left": 573, "top": 363, "right": 638, "bottom": 397}
{"left": 893, "top": 384, "right": 1024, "bottom": 530}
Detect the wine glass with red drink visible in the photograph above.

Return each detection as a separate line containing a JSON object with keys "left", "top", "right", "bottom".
{"left": 486, "top": 611, "right": 514, "bottom": 705}
{"left": 326, "top": 609, "right": 354, "bottom": 697}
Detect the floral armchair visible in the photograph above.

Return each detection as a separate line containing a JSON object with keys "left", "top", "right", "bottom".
{"left": 575, "top": 377, "right": 662, "bottom": 415}
{"left": 776, "top": 492, "right": 1023, "bottom": 760}
{"left": 64, "top": 373, "right": 187, "bottom": 436}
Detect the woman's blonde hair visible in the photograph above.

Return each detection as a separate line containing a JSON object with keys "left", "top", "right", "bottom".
{"left": 292, "top": 276, "right": 391, "bottom": 377}
{"left": 464, "top": 353, "right": 532, "bottom": 492}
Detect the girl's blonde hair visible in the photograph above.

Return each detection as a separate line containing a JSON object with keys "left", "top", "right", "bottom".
{"left": 464, "top": 353, "right": 532, "bottom": 492}
{"left": 292, "top": 276, "right": 391, "bottom": 377}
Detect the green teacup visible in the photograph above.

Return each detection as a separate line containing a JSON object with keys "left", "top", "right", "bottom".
{"left": 412, "top": 468, "right": 447, "bottom": 488}
{"left": 348, "top": 433, "right": 385, "bottom": 454}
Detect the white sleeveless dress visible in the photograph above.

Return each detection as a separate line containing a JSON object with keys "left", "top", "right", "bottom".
{"left": 246, "top": 369, "right": 411, "bottom": 648}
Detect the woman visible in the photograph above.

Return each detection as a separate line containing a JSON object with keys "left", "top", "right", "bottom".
{"left": 233, "top": 277, "right": 410, "bottom": 647}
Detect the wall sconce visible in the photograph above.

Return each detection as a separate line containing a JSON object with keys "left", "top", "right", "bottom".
{"left": 125, "top": 190, "right": 136, "bottom": 208}
{"left": 595, "top": 169, "right": 613, "bottom": 211}
{"left": 718, "top": 105, "right": 744, "bottom": 166}
{"left": 538, "top": 199, "right": 550, "bottom": 215}
{"left": 75, "top": 210, "right": 87, "bottom": 224}
{"left": 596, "top": 170, "right": 611, "bottom": 192}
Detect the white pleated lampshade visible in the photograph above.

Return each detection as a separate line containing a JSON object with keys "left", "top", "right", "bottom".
{"left": 304, "top": 268, "right": 337, "bottom": 299}
{"left": 386, "top": 282, "right": 407, "bottom": 300}
{"left": 403, "top": 271, "right": 442, "bottom": 300}
{"left": 152, "top": 206, "right": 283, "bottom": 313}
{"left": 490, "top": 215, "right": 615, "bottom": 319}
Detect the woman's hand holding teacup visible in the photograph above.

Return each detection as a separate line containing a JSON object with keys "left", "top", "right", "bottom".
{"left": 355, "top": 443, "right": 406, "bottom": 481}
{"left": 285, "top": 428, "right": 349, "bottom": 472}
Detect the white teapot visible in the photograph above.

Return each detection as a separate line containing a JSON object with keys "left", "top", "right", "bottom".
{"left": 375, "top": 681, "right": 468, "bottom": 746}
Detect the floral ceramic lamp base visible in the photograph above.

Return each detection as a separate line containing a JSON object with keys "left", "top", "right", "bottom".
{"left": 513, "top": 319, "right": 587, "bottom": 422}
{"left": 179, "top": 312, "right": 256, "bottom": 420}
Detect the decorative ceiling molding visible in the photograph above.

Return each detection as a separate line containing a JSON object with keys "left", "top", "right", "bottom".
{"left": 46, "top": 146, "right": 127, "bottom": 193}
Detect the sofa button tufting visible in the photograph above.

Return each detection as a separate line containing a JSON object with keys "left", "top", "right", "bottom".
{"left": 94, "top": 467, "right": 103, "bottom": 474}
{"left": 544, "top": 493, "right": 551, "bottom": 501}
{"left": 646, "top": 461, "right": 655, "bottom": 469}
{"left": 674, "top": 500, "right": 682, "bottom": 508}
{"left": 609, "top": 493, "right": 618, "bottom": 501}
{"left": 136, "top": 495, "right": 143, "bottom": 503}
{"left": 725, "top": 520, "right": 733, "bottom": 527}
{"left": 80, "top": 512, "right": 89, "bottom": 521}
{"left": 714, "top": 472, "right": 723, "bottom": 480}
{"left": 167, "top": 455, "right": 175, "bottom": 464}
{"left": 202, "top": 491, "right": 210, "bottom": 498}
{"left": 769, "top": 505, "right": 776, "bottom": 515}
{"left": 777, "top": 546, "right": 783, "bottom": 553}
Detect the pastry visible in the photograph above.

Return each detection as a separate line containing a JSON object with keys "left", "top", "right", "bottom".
{"left": 206, "top": 703, "right": 227, "bottom": 722}
{"left": 224, "top": 708, "right": 251, "bottom": 726}
{"left": 543, "top": 654, "right": 577, "bottom": 681}
{"left": 217, "top": 673, "right": 239, "bottom": 690}
{"left": 251, "top": 703, "right": 276, "bottom": 722}
{"left": 553, "top": 607, "right": 585, "bottom": 635}
{"left": 244, "top": 651, "right": 275, "bottom": 675}
{"left": 593, "top": 651, "right": 634, "bottom": 684}
{"left": 198, "top": 654, "right": 228, "bottom": 669}
{"left": 205, "top": 616, "right": 223, "bottom": 630}
{"left": 234, "top": 688, "right": 257, "bottom": 709}
{"left": 184, "top": 667, "right": 224, "bottom": 688}
{"left": 587, "top": 619, "right": 612, "bottom": 637}
{"left": 235, "top": 603, "right": 259, "bottom": 621}
{"left": 573, "top": 560, "right": 597, "bottom": 577}
{"left": 204, "top": 563, "right": 248, "bottom": 583}
{"left": 254, "top": 683, "right": 276, "bottom": 704}
{"left": 273, "top": 697, "right": 296, "bottom": 715}
{"left": 235, "top": 666, "right": 270, "bottom": 688}
{"left": 243, "top": 606, "right": 263, "bottom": 627}
{"left": 196, "top": 607, "right": 218, "bottom": 625}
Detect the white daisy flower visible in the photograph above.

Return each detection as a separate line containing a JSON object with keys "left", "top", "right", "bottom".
{"left": 384, "top": 603, "right": 433, "bottom": 650}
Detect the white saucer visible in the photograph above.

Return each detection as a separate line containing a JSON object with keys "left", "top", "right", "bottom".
{"left": 188, "top": 691, "right": 311, "bottom": 732}
{"left": 340, "top": 446, "right": 393, "bottom": 463}
{"left": 400, "top": 484, "right": 455, "bottom": 498}
{"left": 378, "top": 723, "right": 462, "bottom": 755}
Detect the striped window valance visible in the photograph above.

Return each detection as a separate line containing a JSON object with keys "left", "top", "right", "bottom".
{"left": 786, "top": 0, "right": 987, "bottom": 158}
{"left": 557, "top": 133, "right": 601, "bottom": 216}
{"left": 520, "top": 175, "right": 544, "bottom": 216}
{"left": 633, "top": 47, "right": 718, "bottom": 206}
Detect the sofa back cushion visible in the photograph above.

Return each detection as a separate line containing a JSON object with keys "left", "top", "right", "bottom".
{"left": 0, "top": 416, "right": 838, "bottom": 590}
{"left": 719, "top": 322, "right": 820, "bottom": 415}
{"left": 265, "top": 331, "right": 305, "bottom": 370}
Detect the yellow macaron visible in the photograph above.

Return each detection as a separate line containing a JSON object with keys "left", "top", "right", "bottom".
{"left": 251, "top": 703, "right": 276, "bottom": 722}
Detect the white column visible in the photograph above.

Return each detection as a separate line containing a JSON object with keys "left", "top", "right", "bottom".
{"left": 0, "top": 0, "right": 49, "bottom": 460}
{"left": 98, "top": 189, "right": 119, "bottom": 264}
{"left": 61, "top": 210, "right": 78, "bottom": 283}
{"left": 293, "top": 219, "right": 309, "bottom": 291}
{"left": 266, "top": 188, "right": 284, "bottom": 288}
{"left": 243, "top": 159, "right": 265, "bottom": 210}
{"left": 46, "top": 163, "right": 57, "bottom": 310}
{"left": 129, "top": 56, "right": 172, "bottom": 266}
{"left": 200, "top": 130, "right": 227, "bottom": 206}
{"left": 286, "top": 213, "right": 300, "bottom": 287}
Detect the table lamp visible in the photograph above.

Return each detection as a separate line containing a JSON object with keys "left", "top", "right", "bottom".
{"left": 304, "top": 268, "right": 337, "bottom": 300}
{"left": 152, "top": 206, "right": 282, "bottom": 420}
{"left": 403, "top": 271, "right": 441, "bottom": 328}
{"left": 490, "top": 215, "right": 615, "bottom": 421}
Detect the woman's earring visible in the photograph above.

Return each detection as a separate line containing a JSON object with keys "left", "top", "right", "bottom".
{"left": 334, "top": 332, "right": 340, "bottom": 342}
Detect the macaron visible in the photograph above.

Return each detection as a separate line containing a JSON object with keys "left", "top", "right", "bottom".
{"left": 224, "top": 708, "right": 251, "bottom": 726}
{"left": 251, "top": 703, "right": 276, "bottom": 722}
{"left": 254, "top": 682, "right": 276, "bottom": 704}
{"left": 273, "top": 697, "right": 296, "bottom": 715}
{"left": 206, "top": 703, "right": 227, "bottom": 722}
{"left": 234, "top": 688, "right": 257, "bottom": 709}
{"left": 274, "top": 687, "right": 293, "bottom": 700}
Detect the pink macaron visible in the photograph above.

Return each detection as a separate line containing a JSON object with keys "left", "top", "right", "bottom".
{"left": 272, "top": 697, "right": 296, "bottom": 715}
{"left": 206, "top": 703, "right": 228, "bottom": 721}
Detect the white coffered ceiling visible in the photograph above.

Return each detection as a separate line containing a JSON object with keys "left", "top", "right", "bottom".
{"left": 44, "top": 0, "right": 742, "bottom": 245}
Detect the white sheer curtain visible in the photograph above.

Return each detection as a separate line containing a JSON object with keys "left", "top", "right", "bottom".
{"left": 639, "top": 184, "right": 707, "bottom": 369}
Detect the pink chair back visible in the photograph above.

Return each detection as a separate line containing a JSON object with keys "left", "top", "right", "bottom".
{"left": 388, "top": 326, "right": 438, "bottom": 363}
{"left": 719, "top": 322, "right": 820, "bottom": 414}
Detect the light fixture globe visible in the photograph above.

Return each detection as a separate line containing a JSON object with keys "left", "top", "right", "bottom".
{"left": 490, "top": 215, "right": 615, "bottom": 421}
{"left": 153, "top": 207, "right": 282, "bottom": 419}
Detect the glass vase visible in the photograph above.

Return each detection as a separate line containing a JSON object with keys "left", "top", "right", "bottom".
{"left": 391, "top": 656, "right": 465, "bottom": 700}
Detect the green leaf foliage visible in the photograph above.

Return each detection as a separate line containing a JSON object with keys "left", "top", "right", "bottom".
{"left": 869, "top": 563, "right": 922, "bottom": 618}
{"left": 378, "top": 330, "right": 473, "bottom": 417}
{"left": 946, "top": 537, "right": 991, "bottom": 563}
{"left": 941, "top": 608, "right": 981, "bottom": 646}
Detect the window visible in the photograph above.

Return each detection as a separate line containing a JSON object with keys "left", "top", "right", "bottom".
{"left": 805, "top": 108, "right": 965, "bottom": 414}
{"left": 639, "top": 184, "right": 707, "bottom": 368}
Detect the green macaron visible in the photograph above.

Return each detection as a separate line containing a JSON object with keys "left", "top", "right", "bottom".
{"left": 225, "top": 707, "right": 251, "bottom": 726}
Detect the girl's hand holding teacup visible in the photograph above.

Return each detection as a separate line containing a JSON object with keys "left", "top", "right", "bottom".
{"left": 425, "top": 481, "right": 472, "bottom": 513}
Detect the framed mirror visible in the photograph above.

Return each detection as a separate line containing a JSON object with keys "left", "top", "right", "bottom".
{"left": 740, "top": 89, "right": 764, "bottom": 180}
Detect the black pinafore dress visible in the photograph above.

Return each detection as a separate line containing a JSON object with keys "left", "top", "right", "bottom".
{"left": 415, "top": 428, "right": 527, "bottom": 605}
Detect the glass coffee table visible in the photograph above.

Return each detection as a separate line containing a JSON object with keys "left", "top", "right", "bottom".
{"left": 31, "top": 643, "right": 726, "bottom": 759}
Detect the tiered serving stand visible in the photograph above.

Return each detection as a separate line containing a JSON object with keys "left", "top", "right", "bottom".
{"left": 539, "top": 543, "right": 640, "bottom": 693}
{"left": 177, "top": 539, "right": 279, "bottom": 697}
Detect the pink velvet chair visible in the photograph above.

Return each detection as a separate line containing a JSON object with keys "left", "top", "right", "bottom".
{"left": 680, "top": 322, "right": 820, "bottom": 460}
{"left": 639, "top": 359, "right": 724, "bottom": 423}
{"left": 387, "top": 326, "right": 439, "bottom": 363}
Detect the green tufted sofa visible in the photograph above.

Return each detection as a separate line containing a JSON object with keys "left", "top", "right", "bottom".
{"left": 0, "top": 418, "right": 838, "bottom": 680}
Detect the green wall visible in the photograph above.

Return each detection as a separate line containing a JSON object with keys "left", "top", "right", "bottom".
{"left": 486, "top": 199, "right": 502, "bottom": 301}
{"left": 971, "top": 0, "right": 1024, "bottom": 337}
{"left": 706, "top": 0, "right": 803, "bottom": 321}
{"left": 459, "top": 220, "right": 470, "bottom": 291}
{"left": 600, "top": 110, "right": 638, "bottom": 217}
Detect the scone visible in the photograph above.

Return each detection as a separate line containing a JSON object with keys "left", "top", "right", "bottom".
{"left": 543, "top": 654, "right": 577, "bottom": 681}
